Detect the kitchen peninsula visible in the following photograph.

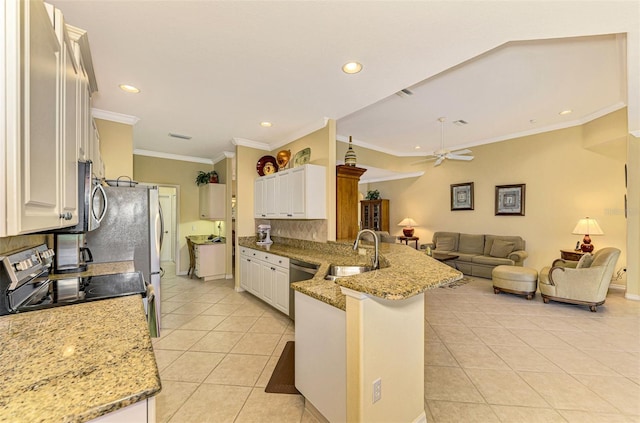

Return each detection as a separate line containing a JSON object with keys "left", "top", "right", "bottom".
{"left": 237, "top": 236, "right": 462, "bottom": 422}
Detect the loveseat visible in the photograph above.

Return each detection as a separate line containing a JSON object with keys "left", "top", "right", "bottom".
{"left": 424, "top": 232, "right": 528, "bottom": 279}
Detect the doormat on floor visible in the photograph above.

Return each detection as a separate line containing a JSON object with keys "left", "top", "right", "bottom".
{"left": 265, "top": 341, "right": 300, "bottom": 395}
{"left": 439, "top": 277, "right": 471, "bottom": 289}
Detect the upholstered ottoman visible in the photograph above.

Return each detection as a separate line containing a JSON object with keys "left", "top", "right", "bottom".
{"left": 492, "top": 265, "right": 538, "bottom": 300}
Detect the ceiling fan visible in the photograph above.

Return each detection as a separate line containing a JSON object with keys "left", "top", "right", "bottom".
{"left": 420, "top": 117, "right": 474, "bottom": 166}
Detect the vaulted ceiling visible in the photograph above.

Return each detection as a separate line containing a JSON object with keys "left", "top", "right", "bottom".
{"left": 51, "top": 1, "right": 639, "bottom": 162}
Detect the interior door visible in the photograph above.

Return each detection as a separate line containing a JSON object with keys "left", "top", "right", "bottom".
{"left": 159, "top": 194, "right": 173, "bottom": 262}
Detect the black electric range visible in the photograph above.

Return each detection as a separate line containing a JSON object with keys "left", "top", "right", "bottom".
{"left": 0, "top": 244, "right": 146, "bottom": 315}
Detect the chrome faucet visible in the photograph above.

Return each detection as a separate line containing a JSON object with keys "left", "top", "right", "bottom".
{"left": 353, "top": 229, "right": 380, "bottom": 270}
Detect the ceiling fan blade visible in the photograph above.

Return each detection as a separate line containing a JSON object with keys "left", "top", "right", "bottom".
{"left": 449, "top": 148, "right": 472, "bottom": 155}
{"left": 410, "top": 156, "right": 437, "bottom": 165}
{"left": 434, "top": 157, "right": 445, "bottom": 166}
{"left": 446, "top": 154, "right": 474, "bottom": 161}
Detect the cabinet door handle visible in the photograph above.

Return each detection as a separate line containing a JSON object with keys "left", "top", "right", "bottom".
{"left": 60, "top": 212, "right": 73, "bottom": 220}
{"left": 271, "top": 267, "right": 276, "bottom": 271}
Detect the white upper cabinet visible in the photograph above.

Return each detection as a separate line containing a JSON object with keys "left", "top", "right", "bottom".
{"left": 199, "top": 184, "right": 226, "bottom": 220}
{"left": 56, "top": 7, "right": 79, "bottom": 227}
{"left": 254, "top": 164, "right": 326, "bottom": 220}
{"left": 1, "top": 0, "right": 96, "bottom": 236}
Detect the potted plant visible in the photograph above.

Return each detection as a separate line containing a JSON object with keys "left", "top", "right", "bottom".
{"left": 196, "top": 171, "right": 219, "bottom": 186}
{"left": 366, "top": 189, "right": 380, "bottom": 200}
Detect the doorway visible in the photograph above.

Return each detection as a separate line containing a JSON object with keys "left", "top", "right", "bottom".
{"left": 159, "top": 186, "right": 178, "bottom": 269}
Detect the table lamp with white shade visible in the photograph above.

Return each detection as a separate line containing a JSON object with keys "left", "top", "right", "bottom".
{"left": 572, "top": 217, "right": 604, "bottom": 252}
{"left": 398, "top": 218, "right": 418, "bottom": 237}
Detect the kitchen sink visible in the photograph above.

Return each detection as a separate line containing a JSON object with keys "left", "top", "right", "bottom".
{"left": 325, "top": 264, "right": 373, "bottom": 281}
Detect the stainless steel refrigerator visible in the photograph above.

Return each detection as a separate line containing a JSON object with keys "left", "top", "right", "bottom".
{"left": 85, "top": 185, "right": 162, "bottom": 334}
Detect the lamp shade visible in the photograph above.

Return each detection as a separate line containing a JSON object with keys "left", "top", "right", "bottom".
{"left": 397, "top": 218, "right": 418, "bottom": 227}
{"left": 572, "top": 218, "right": 604, "bottom": 236}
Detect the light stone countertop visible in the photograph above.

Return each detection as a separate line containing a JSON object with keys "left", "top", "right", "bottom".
{"left": 48, "top": 261, "right": 135, "bottom": 280}
{"left": 187, "top": 235, "right": 226, "bottom": 245}
{"left": 0, "top": 295, "right": 160, "bottom": 423}
{"left": 238, "top": 237, "right": 463, "bottom": 310}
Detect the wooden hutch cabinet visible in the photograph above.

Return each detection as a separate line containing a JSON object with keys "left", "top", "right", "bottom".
{"left": 336, "top": 165, "right": 367, "bottom": 240}
{"left": 360, "top": 199, "right": 389, "bottom": 232}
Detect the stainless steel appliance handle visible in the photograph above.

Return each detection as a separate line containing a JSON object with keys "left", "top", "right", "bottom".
{"left": 290, "top": 262, "right": 318, "bottom": 276}
{"left": 158, "top": 202, "right": 164, "bottom": 251}
{"left": 92, "top": 184, "right": 108, "bottom": 223}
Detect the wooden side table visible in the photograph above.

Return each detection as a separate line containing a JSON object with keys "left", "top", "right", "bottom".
{"left": 560, "top": 249, "right": 587, "bottom": 261}
{"left": 398, "top": 236, "right": 419, "bottom": 249}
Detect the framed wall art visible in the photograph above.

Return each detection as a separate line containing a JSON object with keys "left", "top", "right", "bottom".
{"left": 451, "top": 182, "right": 474, "bottom": 211}
{"left": 495, "top": 184, "right": 525, "bottom": 216}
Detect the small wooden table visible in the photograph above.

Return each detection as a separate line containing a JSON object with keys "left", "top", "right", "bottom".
{"left": 431, "top": 252, "right": 459, "bottom": 263}
{"left": 398, "top": 236, "right": 419, "bottom": 249}
{"left": 560, "top": 249, "right": 587, "bottom": 261}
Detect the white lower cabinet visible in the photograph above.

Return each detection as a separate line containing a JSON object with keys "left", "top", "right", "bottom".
{"left": 194, "top": 243, "right": 226, "bottom": 281}
{"left": 88, "top": 397, "right": 156, "bottom": 423}
{"left": 239, "top": 247, "right": 290, "bottom": 315}
{"left": 295, "top": 292, "right": 346, "bottom": 423}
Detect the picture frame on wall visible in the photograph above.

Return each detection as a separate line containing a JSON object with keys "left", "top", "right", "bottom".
{"left": 451, "top": 182, "right": 474, "bottom": 211}
{"left": 495, "top": 184, "right": 526, "bottom": 216}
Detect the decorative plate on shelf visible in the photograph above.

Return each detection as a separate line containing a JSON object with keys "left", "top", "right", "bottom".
{"left": 256, "top": 155, "right": 278, "bottom": 176}
{"left": 293, "top": 148, "right": 311, "bottom": 167}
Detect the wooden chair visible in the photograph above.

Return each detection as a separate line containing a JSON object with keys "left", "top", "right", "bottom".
{"left": 186, "top": 237, "right": 196, "bottom": 278}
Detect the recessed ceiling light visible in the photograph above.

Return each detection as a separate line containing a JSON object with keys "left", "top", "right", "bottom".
{"left": 414, "top": 146, "right": 421, "bottom": 150}
{"left": 559, "top": 109, "right": 572, "bottom": 115}
{"left": 119, "top": 84, "right": 140, "bottom": 93}
{"left": 260, "top": 121, "right": 272, "bottom": 127}
{"left": 342, "top": 61, "right": 363, "bottom": 74}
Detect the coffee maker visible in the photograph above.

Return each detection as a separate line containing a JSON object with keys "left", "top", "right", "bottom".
{"left": 54, "top": 233, "right": 93, "bottom": 274}
{"left": 256, "top": 224, "right": 272, "bottom": 245}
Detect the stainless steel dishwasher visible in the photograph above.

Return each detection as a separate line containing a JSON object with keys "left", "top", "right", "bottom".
{"left": 289, "top": 259, "right": 319, "bottom": 320}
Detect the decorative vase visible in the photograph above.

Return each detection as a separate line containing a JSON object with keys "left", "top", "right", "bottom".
{"left": 403, "top": 228, "right": 415, "bottom": 237}
{"left": 209, "top": 171, "right": 219, "bottom": 183}
{"left": 345, "top": 136, "right": 357, "bottom": 166}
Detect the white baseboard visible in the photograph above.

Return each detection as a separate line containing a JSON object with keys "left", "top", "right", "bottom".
{"left": 625, "top": 292, "right": 640, "bottom": 301}
{"left": 412, "top": 411, "right": 427, "bottom": 423}
{"left": 610, "top": 283, "right": 626, "bottom": 290}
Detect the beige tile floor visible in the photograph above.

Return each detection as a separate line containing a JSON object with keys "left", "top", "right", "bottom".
{"left": 154, "top": 264, "right": 640, "bottom": 422}
{"left": 425, "top": 278, "right": 640, "bottom": 423}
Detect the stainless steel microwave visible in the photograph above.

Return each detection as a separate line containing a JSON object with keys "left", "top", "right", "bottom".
{"left": 50, "top": 161, "right": 107, "bottom": 233}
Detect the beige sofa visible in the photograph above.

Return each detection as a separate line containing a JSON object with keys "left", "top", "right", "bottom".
{"left": 359, "top": 230, "right": 397, "bottom": 243}
{"left": 424, "top": 231, "right": 528, "bottom": 278}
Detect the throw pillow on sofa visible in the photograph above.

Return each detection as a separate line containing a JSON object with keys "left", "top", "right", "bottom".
{"left": 435, "top": 236, "right": 456, "bottom": 251}
{"left": 489, "top": 240, "right": 515, "bottom": 258}
{"left": 459, "top": 234, "right": 484, "bottom": 254}
{"left": 576, "top": 253, "right": 594, "bottom": 268}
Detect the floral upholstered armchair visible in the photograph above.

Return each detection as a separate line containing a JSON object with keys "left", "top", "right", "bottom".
{"left": 538, "top": 247, "right": 621, "bottom": 312}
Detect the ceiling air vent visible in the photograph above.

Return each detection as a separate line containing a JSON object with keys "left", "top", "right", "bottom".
{"left": 452, "top": 120, "right": 468, "bottom": 126}
{"left": 396, "top": 88, "right": 414, "bottom": 98}
{"left": 169, "top": 132, "right": 192, "bottom": 140}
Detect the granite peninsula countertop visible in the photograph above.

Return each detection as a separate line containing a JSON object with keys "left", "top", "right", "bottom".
{"left": 0, "top": 295, "right": 161, "bottom": 423}
{"left": 238, "top": 237, "right": 462, "bottom": 310}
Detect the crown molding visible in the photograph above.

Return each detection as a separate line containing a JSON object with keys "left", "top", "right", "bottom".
{"left": 133, "top": 149, "right": 213, "bottom": 164}
{"left": 360, "top": 171, "right": 425, "bottom": 184}
{"left": 232, "top": 138, "right": 271, "bottom": 151}
{"left": 92, "top": 108, "right": 140, "bottom": 125}
{"left": 212, "top": 151, "right": 235, "bottom": 164}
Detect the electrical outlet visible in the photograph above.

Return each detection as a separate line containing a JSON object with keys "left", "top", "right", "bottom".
{"left": 358, "top": 248, "right": 367, "bottom": 256}
{"left": 373, "top": 378, "right": 382, "bottom": 403}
